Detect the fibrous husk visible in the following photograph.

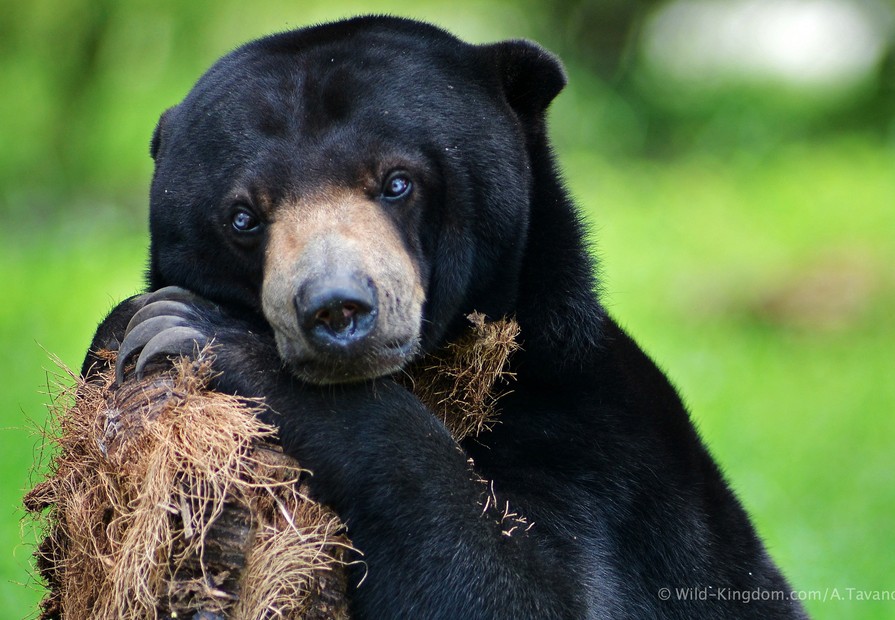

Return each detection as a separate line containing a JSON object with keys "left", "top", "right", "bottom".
{"left": 24, "top": 313, "right": 518, "bottom": 619}
{"left": 399, "top": 313, "right": 520, "bottom": 440}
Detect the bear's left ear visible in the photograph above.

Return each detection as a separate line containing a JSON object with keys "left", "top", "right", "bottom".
{"left": 150, "top": 105, "right": 178, "bottom": 161}
{"left": 482, "top": 40, "right": 567, "bottom": 119}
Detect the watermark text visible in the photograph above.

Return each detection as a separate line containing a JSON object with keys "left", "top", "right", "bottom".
{"left": 658, "top": 586, "right": 895, "bottom": 604}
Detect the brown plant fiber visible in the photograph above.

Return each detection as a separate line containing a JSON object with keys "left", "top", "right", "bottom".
{"left": 25, "top": 314, "right": 518, "bottom": 619}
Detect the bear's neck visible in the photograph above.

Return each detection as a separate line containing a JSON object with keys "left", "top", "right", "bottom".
{"left": 513, "top": 141, "right": 607, "bottom": 383}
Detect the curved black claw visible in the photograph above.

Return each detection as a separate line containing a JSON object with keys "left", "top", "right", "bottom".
{"left": 115, "top": 286, "right": 213, "bottom": 385}
{"left": 125, "top": 298, "right": 196, "bottom": 334}
{"left": 140, "top": 285, "right": 207, "bottom": 305}
{"left": 133, "top": 326, "right": 208, "bottom": 379}
{"left": 116, "top": 314, "right": 190, "bottom": 377}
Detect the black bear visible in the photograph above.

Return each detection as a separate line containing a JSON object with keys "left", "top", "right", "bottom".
{"left": 83, "top": 16, "right": 808, "bottom": 619}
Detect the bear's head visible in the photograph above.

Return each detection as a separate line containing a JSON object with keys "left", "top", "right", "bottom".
{"left": 147, "top": 16, "right": 566, "bottom": 384}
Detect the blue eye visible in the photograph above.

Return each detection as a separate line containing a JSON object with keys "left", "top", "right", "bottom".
{"left": 231, "top": 209, "right": 259, "bottom": 232}
{"left": 382, "top": 172, "right": 413, "bottom": 201}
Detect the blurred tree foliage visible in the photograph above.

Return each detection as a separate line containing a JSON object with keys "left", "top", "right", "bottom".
{"left": 534, "top": 0, "right": 895, "bottom": 155}
{"left": 539, "top": 0, "right": 661, "bottom": 80}
{"left": 0, "top": 0, "right": 229, "bottom": 210}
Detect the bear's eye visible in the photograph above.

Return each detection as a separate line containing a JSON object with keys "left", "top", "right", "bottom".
{"left": 381, "top": 172, "right": 413, "bottom": 201}
{"left": 231, "top": 208, "right": 260, "bottom": 233}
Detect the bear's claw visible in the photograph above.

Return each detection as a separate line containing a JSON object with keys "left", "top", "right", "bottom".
{"left": 115, "top": 287, "right": 212, "bottom": 385}
{"left": 126, "top": 299, "right": 197, "bottom": 334}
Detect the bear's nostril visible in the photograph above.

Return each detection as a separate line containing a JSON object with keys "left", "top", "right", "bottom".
{"left": 312, "top": 299, "right": 370, "bottom": 334}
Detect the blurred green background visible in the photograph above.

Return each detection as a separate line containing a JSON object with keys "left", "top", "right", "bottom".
{"left": 2, "top": 0, "right": 893, "bottom": 618}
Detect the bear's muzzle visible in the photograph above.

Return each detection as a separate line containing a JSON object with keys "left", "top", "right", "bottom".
{"left": 261, "top": 190, "right": 424, "bottom": 383}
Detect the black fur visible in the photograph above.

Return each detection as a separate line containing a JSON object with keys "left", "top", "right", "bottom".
{"left": 84, "top": 16, "right": 807, "bottom": 619}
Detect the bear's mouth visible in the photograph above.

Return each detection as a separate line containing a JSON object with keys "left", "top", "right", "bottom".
{"left": 274, "top": 332, "right": 420, "bottom": 384}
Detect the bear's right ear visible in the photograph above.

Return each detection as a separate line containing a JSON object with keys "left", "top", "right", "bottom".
{"left": 483, "top": 40, "right": 567, "bottom": 120}
{"left": 150, "top": 106, "right": 177, "bottom": 161}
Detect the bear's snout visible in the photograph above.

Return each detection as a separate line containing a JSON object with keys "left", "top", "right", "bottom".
{"left": 297, "top": 275, "right": 378, "bottom": 348}
{"left": 260, "top": 189, "right": 425, "bottom": 384}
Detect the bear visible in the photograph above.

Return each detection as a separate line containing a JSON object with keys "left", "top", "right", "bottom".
{"left": 82, "top": 16, "right": 808, "bottom": 619}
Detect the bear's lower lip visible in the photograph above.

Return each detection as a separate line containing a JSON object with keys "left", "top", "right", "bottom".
{"left": 281, "top": 338, "right": 419, "bottom": 384}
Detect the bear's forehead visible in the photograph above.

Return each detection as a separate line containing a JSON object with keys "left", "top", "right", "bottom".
{"left": 190, "top": 18, "right": 487, "bottom": 114}
{"left": 179, "top": 26, "right": 493, "bottom": 148}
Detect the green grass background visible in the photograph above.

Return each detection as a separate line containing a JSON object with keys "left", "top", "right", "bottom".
{"left": 2, "top": 1, "right": 893, "bottom": 618}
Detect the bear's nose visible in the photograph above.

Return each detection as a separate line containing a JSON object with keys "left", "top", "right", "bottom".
{"left": 297, "top": 277, "right": 377, "bottom": 347}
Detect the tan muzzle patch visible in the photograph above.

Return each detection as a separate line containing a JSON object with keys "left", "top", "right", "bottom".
{"left": 261, "top": 189, "right": 424, "bottom": 383}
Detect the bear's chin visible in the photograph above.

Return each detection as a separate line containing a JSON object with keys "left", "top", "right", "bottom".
{"left": 274, "top": 332, "right": 419, "bottom": 385}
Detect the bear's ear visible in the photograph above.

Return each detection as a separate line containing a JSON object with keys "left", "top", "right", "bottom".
{"left": 483, "top": 40, "right": 567, "bottom": 119}
{"left": 150, "top": 106, "right": 177, "bottom": 161}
